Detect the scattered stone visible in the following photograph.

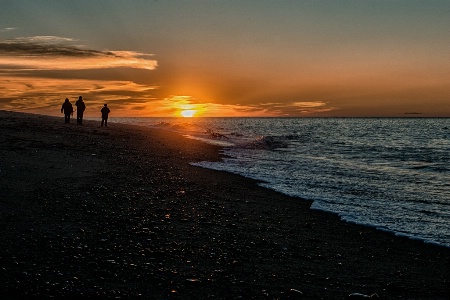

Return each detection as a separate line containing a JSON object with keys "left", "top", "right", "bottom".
{"left": 348, "top": 293, "right": 379, "bottom": 299}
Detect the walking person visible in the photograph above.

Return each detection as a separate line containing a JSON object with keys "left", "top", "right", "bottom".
{"left": 75, "top": 96, "right": 86, "bottom": 125}
{"left": 101, "top": 103, "right": 110, "bottom": 127}
{"left": 61, "top": 98, "right": 73, "bottom": 123}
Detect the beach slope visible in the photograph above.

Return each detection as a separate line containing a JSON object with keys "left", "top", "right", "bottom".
{"left": 0, "top": 110, "right": 448, "bottom": 299}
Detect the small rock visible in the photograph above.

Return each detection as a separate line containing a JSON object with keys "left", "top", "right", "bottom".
{"left": 186, "top": 278, "right": 201, "bottom": 285}
{"left": 287, "top": 288, "right": 304, "bottom": 299}
{"left": 348, "top": 293, "right": 379, "bottom": 299}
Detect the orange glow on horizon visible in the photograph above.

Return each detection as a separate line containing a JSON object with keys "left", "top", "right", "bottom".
{"left": 181, "top": 110, "right": 196, "bottom": 117}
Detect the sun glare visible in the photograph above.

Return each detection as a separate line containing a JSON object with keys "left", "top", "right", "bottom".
{"left": 181, "top": 110, "right": 196, "bottom": 117}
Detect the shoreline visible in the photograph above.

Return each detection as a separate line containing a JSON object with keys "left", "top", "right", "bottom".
{"left": 1, "top": 110, "right": 449, "bottom": 299}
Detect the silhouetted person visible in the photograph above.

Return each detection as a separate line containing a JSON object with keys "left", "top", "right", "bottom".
{"left": 75, "top": 96, "right": 86, "bottom": 124}
{"left": 101, "top": 104, "right": 110, "bottom": 127}
{"left": 61, "top": 98, "right": 73, "bottom": 123}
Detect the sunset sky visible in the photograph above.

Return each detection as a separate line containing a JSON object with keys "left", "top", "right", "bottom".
{"left": 0, "top": 0, "right": 449, "bottom": 117}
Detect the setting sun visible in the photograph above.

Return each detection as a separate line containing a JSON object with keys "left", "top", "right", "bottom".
{"left": 181, "top": 110, "right": 196, "bottom": 117}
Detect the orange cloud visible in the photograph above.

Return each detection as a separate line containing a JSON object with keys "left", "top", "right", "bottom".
{"left": 0, "top": 35, "right": 162, "bottom": 116}
{"left": 0, "top": 76, "right": 158, "bottom": 116}
{"left": 1, "top": 33, "right": 449, "bottom": 118}
{"left": 138, "top": 96, "right": 335, "bottom": 117}
{"left": 0, "top": 36, "right": 157, "bottom": 70}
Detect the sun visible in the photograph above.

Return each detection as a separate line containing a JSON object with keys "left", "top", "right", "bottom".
{"left": 181, "top": 109, "right": 196, "bottom": 117}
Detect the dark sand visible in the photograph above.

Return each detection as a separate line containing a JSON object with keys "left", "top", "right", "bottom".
{"left": 0, "top": 110, "right": 448, "bottom": 299}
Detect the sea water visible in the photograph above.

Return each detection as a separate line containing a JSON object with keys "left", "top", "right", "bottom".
{"left": 111, "top": 117, "right": 450, "bottom": 248}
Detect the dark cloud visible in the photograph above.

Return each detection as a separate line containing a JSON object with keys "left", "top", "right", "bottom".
{"left": 0, "top": 36, "right": 157, "bottom": 70}
{"left": 0, "top": 37, "right": 114, "bottom": 57}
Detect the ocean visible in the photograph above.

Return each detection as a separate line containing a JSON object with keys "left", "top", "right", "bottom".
{"left": 111, "top": 117, "right": 450, "bottom": 248}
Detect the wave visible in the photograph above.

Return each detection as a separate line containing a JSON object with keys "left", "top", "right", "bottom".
{"left": 236, "top": 135, "right": 290, "bottom": 150}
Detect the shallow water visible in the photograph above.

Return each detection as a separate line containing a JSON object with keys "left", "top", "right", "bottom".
{"left": 112, "top": 117, "right": 450, "bottom": 248}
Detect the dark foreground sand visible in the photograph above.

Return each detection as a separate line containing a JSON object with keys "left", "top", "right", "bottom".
{"left": 0, "top": 110, "right": 448, "bottom": 300}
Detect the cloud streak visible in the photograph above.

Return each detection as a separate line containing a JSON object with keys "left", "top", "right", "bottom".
{"left": 0, "top": 35, "right": 164, "bottom": 116}
{"left": 0, "top": 35, "right": 336, "bottom": 117}
{"left": 0, "top": 76, "right": 159, "bottom": 115}
{"left": 147, "top": 96, "right": 334, "bottom": 117}
{"left": 0, "top": 36, "right": 157, "bottom": 70}
{"left": 0, "top": 27, "right": 16, "bottom": 32}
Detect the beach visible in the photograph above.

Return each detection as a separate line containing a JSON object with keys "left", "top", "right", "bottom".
{"left": 0, "top": 110, "right": 448, "bottom": 299}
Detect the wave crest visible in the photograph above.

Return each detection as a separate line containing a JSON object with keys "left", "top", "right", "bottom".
{"left": 245, "top": 135, "right": 289, "bottom": 150}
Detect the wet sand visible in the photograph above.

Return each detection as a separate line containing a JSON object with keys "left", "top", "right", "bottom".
{"left": 0, "top": 110, "right": 449, "bottom": 299}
